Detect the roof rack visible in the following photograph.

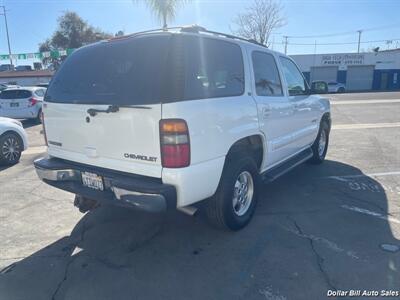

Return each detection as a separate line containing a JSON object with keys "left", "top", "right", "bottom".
{"left": 109, "top": 25, "right": 267, "bottom": 48}
{"left": 180, "top": 25, "right": 267, "bottom": 47}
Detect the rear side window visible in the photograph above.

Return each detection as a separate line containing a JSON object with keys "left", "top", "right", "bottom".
{"left": 34, "top": 89, "right": 45, "bottom": 97}
{"left": 180, "top": 36, "right": 244, "bottom": 100}
{"left": 45, "top": 34, "right": 244, "bottom": 105}
{"left": 0, "top": 90, "right": 32, "bottom": 99}
{"left": 252, "top": 51, "right": 283, "bottom": 96}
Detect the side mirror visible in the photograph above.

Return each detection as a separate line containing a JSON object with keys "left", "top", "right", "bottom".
{"left": 311, "top": 81, "right": 328, "bottom": 94}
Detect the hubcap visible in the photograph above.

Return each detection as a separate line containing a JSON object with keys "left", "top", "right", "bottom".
{"left": 232, "top": 171, "right": 254, "bottom": 216}
{"left": 318, "top": 130, "right": 327, "bottom": 157}
{"left": 2, "top": 136, "right": 21, "bottom": 162}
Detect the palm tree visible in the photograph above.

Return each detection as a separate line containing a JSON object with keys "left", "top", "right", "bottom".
{"left": 136, "top": 0, "right": 188, "bottom": 29}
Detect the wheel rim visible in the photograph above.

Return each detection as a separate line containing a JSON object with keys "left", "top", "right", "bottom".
{"left": 2, "top": 136, "right": 21, "bottom": 162}
{"left": 318, "top": 130, "right": 327, "bottom": 157}
{"left": 232, "top": 171, "right": 254, "bottom": 216}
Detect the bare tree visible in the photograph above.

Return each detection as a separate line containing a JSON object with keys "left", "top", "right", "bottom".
{"left": 233, "top": 0, "right": 285, "bottom": 46}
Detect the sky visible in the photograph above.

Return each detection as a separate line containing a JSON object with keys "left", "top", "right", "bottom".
{"left": 0, "top": 0, "right": 399, "bottom": 66}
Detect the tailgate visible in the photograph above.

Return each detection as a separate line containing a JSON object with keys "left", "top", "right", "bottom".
{"left": 45, "top": 102, "right": 162, "bottom": 178}
{"left": 42, "top": 33, "right": 175, "bottom": 178}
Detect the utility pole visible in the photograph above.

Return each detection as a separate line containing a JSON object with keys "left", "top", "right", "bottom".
{"left": 357, "top": 30, "right": 362, "bottom": 53}
{"left": 283, "top": 36, "right": 288, "bottom": 54}
{"left": 0, "top": 6, "right": 12, "bottom": 66}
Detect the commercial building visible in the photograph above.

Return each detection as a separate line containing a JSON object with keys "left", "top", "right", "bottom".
{"left": 291, "top": 49, "right": 400, "bottom": 91}
{"left": 0, "top": 70, "right": 53, "bottom": 86}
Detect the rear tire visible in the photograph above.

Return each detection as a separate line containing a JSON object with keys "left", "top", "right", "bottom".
{"left": 308, "top": 121, "right": 329, "bottom": 164}
{"left": 206, "top": 155, "right": 259, "bottom": 231}
{"left": 0, "top": 132, "right": 23, "bottom": 165}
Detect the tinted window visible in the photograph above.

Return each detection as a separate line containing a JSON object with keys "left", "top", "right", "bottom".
{"left": 252, "top": 51, "right": 283, "bottom": 96}
{"left": 0, "top": 90, "right": 32, "bottom": 99}
{"left": 46, "top": 34, "right": 171, "bottom": 105}
{"left": 181, "top": 36, "right": 244, "bottom": 100}
{"left": 280, "top": 57, "right": 307, "bottom": 96}
{"left": 46, "top": 34, "right": 244, "bottom": 105}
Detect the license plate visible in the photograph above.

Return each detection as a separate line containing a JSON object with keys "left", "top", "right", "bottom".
{"left": 10, "top": 102, "right": 19, "bottom": 107}
{"left": 81, "top": 172, "right": 104, "bottom": 191}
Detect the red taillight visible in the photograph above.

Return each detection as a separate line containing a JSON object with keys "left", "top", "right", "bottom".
{"left": 41, "top": 111, "right": 48, "bottom": 146}
{"left": 29, "top": 97, "right": 39, "bottom": 107}
{"left": 160, "top": 119, "right": 190, "bottom": 168}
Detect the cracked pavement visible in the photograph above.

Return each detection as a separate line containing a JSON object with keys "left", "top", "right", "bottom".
{"left": 1, "top": 92, "right": 400, "bottom": 300}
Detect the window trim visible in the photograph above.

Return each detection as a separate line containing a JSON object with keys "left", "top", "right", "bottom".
{"left": 279, "top": 56, "right": 310, "bottom": 96}
{"left": 251, "top": 50, "right": 284, "bottom": 97}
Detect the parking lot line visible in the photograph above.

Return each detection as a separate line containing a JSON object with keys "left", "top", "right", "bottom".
{"left": 341, "top": 204, "right": 400, "bottom": 225}
{"left": 331, "top": 99, "right": 400, "bottom": 105}
{"left": 332, "top": 122, "right": 400, "bottom": 130}
{"left": 282, "top": 225, "right": 360, "bottom": 260}
{"left": 326, "top": 171, "right": 400, "bottom": 180}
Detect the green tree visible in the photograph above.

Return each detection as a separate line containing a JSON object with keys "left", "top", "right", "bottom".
{"left": 137, "top": 0, "right": 189, "bottom": 29}
{"left": 39, "top": 11, "right": 111, "bottom": 68}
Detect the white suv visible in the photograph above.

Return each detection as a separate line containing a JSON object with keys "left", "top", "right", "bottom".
{"left": 34, "top": 26, "right": 330, "bottom": 230}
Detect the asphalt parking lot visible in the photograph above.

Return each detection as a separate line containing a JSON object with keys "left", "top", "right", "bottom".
{"left": 1, "top": 92, "right": 399, "bottom": 300}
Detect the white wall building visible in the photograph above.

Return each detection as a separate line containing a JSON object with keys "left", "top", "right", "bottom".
{"left": 291, "top": 49, "right": 400, "bottom": 91}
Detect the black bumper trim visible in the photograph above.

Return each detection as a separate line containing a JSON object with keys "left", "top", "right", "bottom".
{"left": 34, "top": 157, "right": 177, "bottom": 211}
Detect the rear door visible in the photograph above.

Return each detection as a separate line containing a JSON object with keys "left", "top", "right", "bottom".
{"left": 44, "top": 34, "right": 173, "bottom": 178}
{"left": 0, "top": 89, "right": 33, "bottom": 118}
{"left": 249, "top": 50, "right": 296, "bottom": 168}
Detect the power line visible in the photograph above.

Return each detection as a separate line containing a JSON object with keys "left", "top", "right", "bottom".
{"left": 285, "top": 23, "right": 400, "bottom": 39}
{"left": 272, "top": 38, "right": 400, "bottom": 46}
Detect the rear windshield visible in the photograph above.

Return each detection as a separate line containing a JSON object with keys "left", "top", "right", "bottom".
{"left": 45, "top": 34, "right": 244, "bottom": 105}
{"left": 0, "top": 90, "right": 32, "bottom": 99}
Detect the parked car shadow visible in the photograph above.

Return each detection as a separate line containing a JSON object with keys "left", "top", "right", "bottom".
{"left": 21, "top": 119, "right": 40, "bottom": 129}
{"left": 0, "top": 161, "right": 398, "bottom": 300}
{"left": 0, "top": 164, "right": 13, "bottom": 172}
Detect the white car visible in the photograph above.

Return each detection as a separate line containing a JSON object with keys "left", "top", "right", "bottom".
{"left": 327, "top": 82, "right": 346, "bottom": 93}
{"left": 0, "top": 117, "right": 28, "bottom": 165}
{"left": 0, "top": 87, "right": 46, "bottom": 122}
{"left": 34, "top": 26, "right": 330, "bottom": 231}
{"left": 0, "top": 83, "right": 19, "bottom": 92}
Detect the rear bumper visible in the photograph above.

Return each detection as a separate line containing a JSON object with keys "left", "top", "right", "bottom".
{"left": 34, "top": 157, "right": 176, "bottom": 212}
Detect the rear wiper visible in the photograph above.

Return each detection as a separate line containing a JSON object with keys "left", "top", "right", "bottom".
{"left": 87, "top": 104, "right": 151, "bottom": 117}
{"left": 87, "top": 105, "right": 119, "bottom": 117}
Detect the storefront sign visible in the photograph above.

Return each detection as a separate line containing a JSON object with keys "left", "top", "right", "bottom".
{"left": 321, "top": 54, "right": 365, "bottom": 66}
